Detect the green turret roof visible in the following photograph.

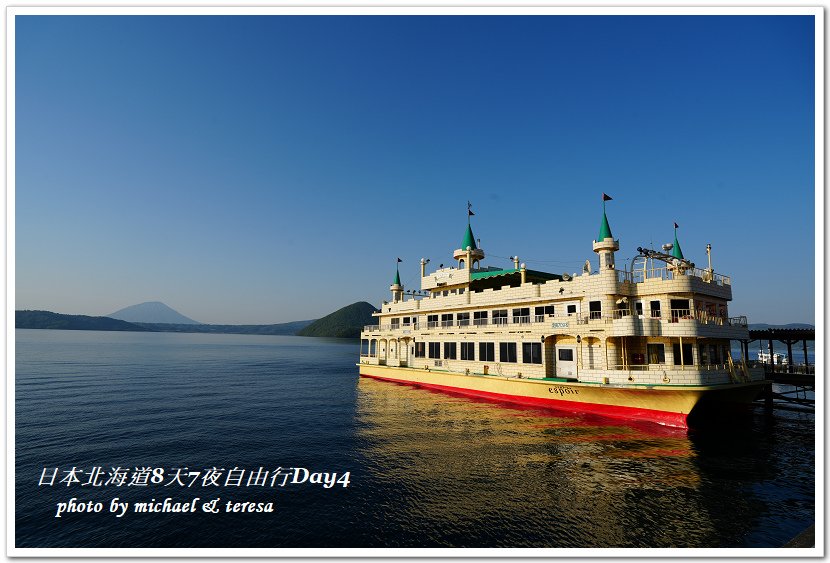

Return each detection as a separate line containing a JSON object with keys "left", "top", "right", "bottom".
{"left": 598, "top": 211, "right": 613, "bottom": 241}
{"left": 671, "top": 230, "right": 684, "bottom": 260}
{"left": 462, "top": 224, "right": 477, "bottom": 250}
{"left": 392, "top": 267, "right": 401, "bottom": 286}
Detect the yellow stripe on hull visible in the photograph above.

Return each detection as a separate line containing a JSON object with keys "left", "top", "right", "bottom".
{"left": 357, "top": 364, "right": 767, "bottom": 428}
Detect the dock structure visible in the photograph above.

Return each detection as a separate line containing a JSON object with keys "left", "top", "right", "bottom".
{"left": 747, "top": 327, "right": 815, "bottom": 375}
{"left": 746, "top": 328, "right": 815, "bottom": 411}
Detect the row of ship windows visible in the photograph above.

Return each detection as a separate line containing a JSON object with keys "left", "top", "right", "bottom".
{"left": 405, "top": 342, "right": 730, "bottom": 366}
{"left": 413, "top": 342, "right": 543, "bottom": 364}
{"left": 640, "top": 343, "right": 731, "bottom": 365}
{"left": 388, "top": 299, "right": 718, "bottom": 327}
{"left": 393, "top": 306, "right": 573, "bottom": 328}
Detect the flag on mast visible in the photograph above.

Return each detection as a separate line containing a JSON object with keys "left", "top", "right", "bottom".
{"left": 602, "top": 193, "right": 612, "bottom": 201}
{"left": 468, "top": 201, "right": 475, "bottom": 216}
{"left": 674, "top": 222, "right": 679, "bottom": 229}
{"left": 397, "top": 257, "right": 402, "bottom": 263}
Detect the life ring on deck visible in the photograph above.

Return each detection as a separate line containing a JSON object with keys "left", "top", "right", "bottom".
{"left": 662, "top": 374, "right": 670, "bottom": 383}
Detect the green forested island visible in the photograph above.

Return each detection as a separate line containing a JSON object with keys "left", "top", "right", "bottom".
{"left": 16, "top": 301, "right": 377, "bottom": 339}
{"left": 15, "top": 310, "right": 152, "bottom": 332}
{"left": 296, "top": 302, "right": 377, "bottom": 338}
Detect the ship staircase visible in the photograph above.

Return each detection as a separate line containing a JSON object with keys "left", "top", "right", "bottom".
{"left": 744, "top": 328, "right": 815, "bottom": 413}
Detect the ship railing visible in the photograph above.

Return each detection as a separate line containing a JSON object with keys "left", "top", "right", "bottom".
{"left": 534, "top": 314, "right": 546, "bottom": 323}
{"left": 627, "top": 266, "right": 731, "bottom": 286}
{"left": 440, "top": 321, "right": 454, "bottom": 328}
{"left": 473, "top": 318, "right": 489, "bottom": 326}
{"left": 512, "top": 316, "right": 531, "bottom": 325}
{"left": 427, "top": 321, "right": 439, "bottom": 329}
{"left": 727, "top": 316, "right": 748, "bottom": 327}
{"left": 363, "top": 325, "right": 380, "bottom": 332}
{"left": 611, "top": 309, "right": 631, "bottom": 320}
{"left": 687, "top": 311, "right": 745, "bottom": 326}
{"left": 607, "top": 363, "right": 737, "bottom": 371}
{"left": 669, "top": 309, "right": 693, "bottom": 322}
{"left": 493, "top": 317, "right": 509, "bottom": 325}
{"left": 577, "top": 315, "right": 610, "bottom": 325}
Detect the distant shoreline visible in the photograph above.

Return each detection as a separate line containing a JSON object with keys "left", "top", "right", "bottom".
{"left": 15, "top": 302, "right": 378, "bottom": 339}
{"left": 15, "top": 310, "right": 314, "bottom": 336}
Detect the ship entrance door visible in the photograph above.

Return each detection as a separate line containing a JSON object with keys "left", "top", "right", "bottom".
{"left": 555, "top": 346, "right": 577, "bottom": 378}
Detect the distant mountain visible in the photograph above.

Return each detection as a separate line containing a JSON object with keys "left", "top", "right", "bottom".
{"left": 135, "top": 319, "right": 315, "bottom": 335}
{"left": 109, "top": 302, "right": 200, "bottom": 324}
{"left": 16, "top": 310, "right": 151, "bottom": 332}
{"left": 297, "top": 301, "right": 377, "bottom": 338}
{"left": 749, "top": 323, "right": 814, "bottom": 330}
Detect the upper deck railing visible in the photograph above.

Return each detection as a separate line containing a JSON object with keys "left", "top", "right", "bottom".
{"left": 620, "top": 266, "right": 731, "bottom": 286}
{"left": 363, "top": 313, "right": 748, "bottom": 333}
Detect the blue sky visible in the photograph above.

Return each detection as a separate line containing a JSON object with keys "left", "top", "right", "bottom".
{"left": 14, "top": 14, "right": 816, "bottom": 324}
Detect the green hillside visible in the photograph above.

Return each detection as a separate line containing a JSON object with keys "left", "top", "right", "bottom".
{"left": 16, "top": 310, "right": 151, "bottom": 331}
{"left": 296, "top": 301, "right": 377, "bottom": 338}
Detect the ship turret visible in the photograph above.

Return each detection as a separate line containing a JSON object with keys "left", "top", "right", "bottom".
{"left": 453, "top": 205, "right": 485, "bottom": 270}
{"left": 390, "top": 261, "right": 404, "bottom": 302}
{"left": 667, "top": 222, "right": 689, "bottom": 274}
{"left": 592, "top": 193, "right": 619, "bottom": 270}
{"left": 670, "top": 222, "right": 684, "bottom": 260}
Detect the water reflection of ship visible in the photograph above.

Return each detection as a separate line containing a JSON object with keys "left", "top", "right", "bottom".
{"left": 354, "top": 376, "right": 773, "bottom": 547}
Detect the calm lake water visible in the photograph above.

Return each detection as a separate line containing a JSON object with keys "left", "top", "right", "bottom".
{"left": 15, "top": 329, "right": 815, "bottom": 549}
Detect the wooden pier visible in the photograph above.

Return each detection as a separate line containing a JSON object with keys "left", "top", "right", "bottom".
{"left": 746, "top": 328, "right": 815, "bottom": 412}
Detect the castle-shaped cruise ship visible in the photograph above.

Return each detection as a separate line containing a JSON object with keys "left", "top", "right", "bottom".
{"left": 359, "top": 199, "right": 766, "bottom": 428}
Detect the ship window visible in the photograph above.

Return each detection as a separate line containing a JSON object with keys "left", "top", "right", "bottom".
{"left": 457, "top": 312, "right": 470, "bottom": 326}
{"left": 493, "top": 310, "right": 508, "bottom": 325}
{"left": 500, "top": 342, "right": 517, "bottom": 363}
{"left": 710, "top": 344, "right": 721, "bottom": 364}
{"left": 428, "top": 342, "right": 441, "bottom": 359}
{"left": 567, "top": 304, "right": 577, "bottom": 315}
{"left": 459, "top": 288, "right": 465, "bottom": 294}
{"left": 647, "top": 344, "right": 665, "bottom": 364}
{"left": 650, "top": 301, "right": 661, "bottom": 318}
{"left": 522, "top": 342, "right": 542, "bottom": 364}
{"left": 512, "top": 308, "right": 530, "bottom": 324}
{"left": 441, "top": 313, "right": 454, "bottom": 328}
{"left": 589, "top": 301, "right": 602, "bottom": 319}
{"left": 415, "top": 342, "right": 426, "bottom": 358}
{"left": 558, "top": 348, "right": 574, "bottom": 362}
{"left": 444, "top": 342, "right": 457, "bottom": 360}
{"left": 535, "top": 306, "right": 555, "bottom": 317}
{"left": 474, "top": 311, "right": 488, "bottom": 326}
{"left": 391, "top": 318, "right": 400, "bottom": 329}
{"left": 479, "top": 342, "right": 495, "bottom": 362}
{"left": 427, "top": 314, "right": 438, "bottom": 328}
{"left": 461, "top": 342, "right": 475, "bottom": 361}
{"left": 699, "top": 344, "right": 709, "bottom": 364}
{"left": 442, "top": 290, "right": 449, "bottom": 297}
{"left": 670, "top": 299, "right": 690, "bottom": 321}
{"left": 672, "top": 343, "right": 693, "bottom": 365}
{"left": 403, "top": 317, "right": 411, "bottom": 326}
{"left": 635, "top": 302, "right": 643, "bottom": 316}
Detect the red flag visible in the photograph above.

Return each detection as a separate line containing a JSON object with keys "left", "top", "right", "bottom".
{"left": 602, "top": 193, "right": 612, "bottom": 201}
